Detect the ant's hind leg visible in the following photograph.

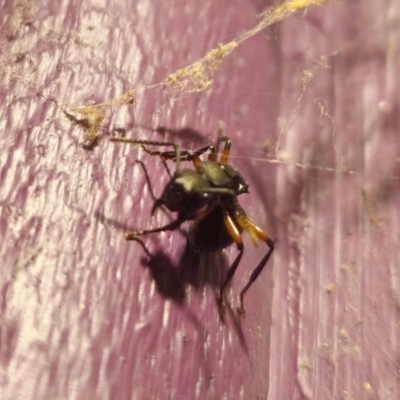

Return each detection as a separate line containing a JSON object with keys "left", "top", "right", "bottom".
{"left": 234, "top": 213, "right": 274, "bottom": 317}
{"left": 237, "top": 236, "right": 273, "bottom": 313}
{"left": 217, "top": 212, "right": 244, "bottom": 314}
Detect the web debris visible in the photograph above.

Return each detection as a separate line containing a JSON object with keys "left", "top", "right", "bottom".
{"left": 68, "top": 0, "right": 327, "bottom": 148}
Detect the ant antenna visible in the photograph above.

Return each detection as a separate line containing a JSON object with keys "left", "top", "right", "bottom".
{"left": 110, "top": 137, "right": 182, "bottom": 172}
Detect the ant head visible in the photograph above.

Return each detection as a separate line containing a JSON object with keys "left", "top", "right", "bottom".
{"left": 152, "top": 169, "right": 211, "bottom": 219}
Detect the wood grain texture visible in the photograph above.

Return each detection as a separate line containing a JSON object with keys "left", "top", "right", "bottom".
{"left": 1, "top": 1, "right": 399, "bottom": 399}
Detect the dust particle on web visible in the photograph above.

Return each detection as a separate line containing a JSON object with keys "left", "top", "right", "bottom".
{"left": 65, "top": 105, "right": 105, "bottom": 150}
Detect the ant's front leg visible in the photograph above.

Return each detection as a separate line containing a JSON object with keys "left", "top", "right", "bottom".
{"left": 110, "top": 137, "right": 183, "bottom": 171}
{"left": 141, "top": 144, "right": 215, "bottom": 167}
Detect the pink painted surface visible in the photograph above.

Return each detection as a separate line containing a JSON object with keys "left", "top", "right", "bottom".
{"left": 1, "top": 1, "right": 399, "bottom": 399}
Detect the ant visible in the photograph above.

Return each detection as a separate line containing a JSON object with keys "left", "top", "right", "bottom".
{"left": 110, "top": 132, "right": 274, "bottom": 317}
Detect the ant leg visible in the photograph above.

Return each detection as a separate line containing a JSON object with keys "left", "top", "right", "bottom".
{"left": 214, "top": 119, "right": 228, "bottom": 160}
{"left": 186, "top": 148, "right": 209, "bottom": 170}
{"left": 110, "top": 137, "right": 179, "bottom": 150}
{"left": 154, "top": 145, "right": 216, "bottom": 170}
{"left": 196, "top": 187, "right": 236, "bottom": 196}
{"left": 111, "top": 135, "right": 216, "bottom": 168}
{"left": 238, "top": 238, "right": 273, "bottom": 313}
{"left": 135, "top": 160, "right": 160, "bottom": 202}
{"left": 217, "top": 211, "right": 244, "bottom": 313}
{"left": 125, "top": 218, "right": 184, "bottom": 240}
{"left": 216, "top": 136, "right": 231, "bottom": 164}
{"left": 234, "top": 209, "right": 274, "bottom": 317}
{"left": 141, "top": 144, "right": 216, "bottom": 171}
{"left": 140, "top": 146, "right": 212, "bottom": 162}
{"left": 110, "top": 137, "right": 182, "bottom": 171}
{"left": 207, "top": 145, "right": 217, "bottom": 162}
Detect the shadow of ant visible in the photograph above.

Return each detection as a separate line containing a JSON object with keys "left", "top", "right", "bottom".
{"left": 95, "top": 210, "right": 219, "bottom": 309}
{"left": 135, "top": 235, "right": 248, "bottom": 354}
{"left": 134, "top": 237, "right": 186, "bottom": 303}
{"left": 95, "top": 208, "right": 248, "bottom": 354}
{"left": 97, "top": 210, "right": 229, "bottom": 311}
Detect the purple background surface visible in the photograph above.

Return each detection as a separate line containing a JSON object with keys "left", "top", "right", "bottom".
{"left": 1, "top": 1, "right": 399, "bottom": 399}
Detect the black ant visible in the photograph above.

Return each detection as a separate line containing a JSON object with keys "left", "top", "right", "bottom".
{"left": 110, "top": 133, "right": 274, "bottom": 317}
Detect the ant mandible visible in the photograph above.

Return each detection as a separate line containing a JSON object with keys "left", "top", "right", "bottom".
{"left": 110, "top": 131, "right": 274, "bottom": 317}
